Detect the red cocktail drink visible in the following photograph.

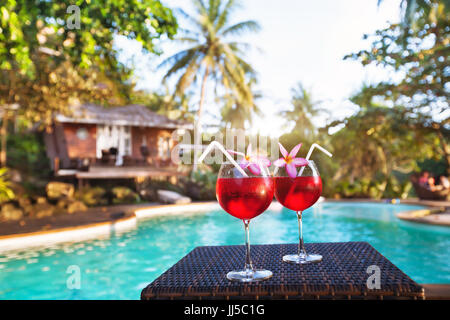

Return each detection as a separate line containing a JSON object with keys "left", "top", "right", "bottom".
{"left": 216, "top": 177, "right": 274, "bottom": 220}
{"left": 273, "top": 159, "right": 323, "bottom": 264}
{"left": 274, "top": 176, "right": 322, "bottom": 211}
{"left": 216, "top": 162, "right": 273, "bottom": 282}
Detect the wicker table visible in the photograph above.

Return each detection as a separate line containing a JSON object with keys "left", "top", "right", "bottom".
{"left": 141, "top": 242, "right": 424, "bottom": 300}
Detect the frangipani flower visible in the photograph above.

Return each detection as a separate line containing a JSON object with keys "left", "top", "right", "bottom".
{"left": 274, "top": 142, "right": 308, "bottom": 178}
{"left": 228, "top": 144, "right": 271, "bottom": 175}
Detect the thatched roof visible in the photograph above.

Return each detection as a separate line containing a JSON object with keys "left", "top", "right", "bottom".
{"left": 55, "top": 104, "right": 193, "bottom": 130}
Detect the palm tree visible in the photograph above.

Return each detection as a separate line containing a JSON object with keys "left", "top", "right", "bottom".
{"left": 279, "top": 83, "right": 323, "bottom": 140}
{"left": 220, "top": 78, "right": 262, "bottom": 129}
{"left": 158, "top": 0, "right": 260, "bottom": 169}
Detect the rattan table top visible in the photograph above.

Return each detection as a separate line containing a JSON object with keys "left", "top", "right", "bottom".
{"left": 141, "top": 242, "right": 424, "bottom": 300}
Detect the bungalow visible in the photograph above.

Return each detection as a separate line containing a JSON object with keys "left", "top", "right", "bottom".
{"left": 44, "top": 104, "right": 193, "bottom": 184}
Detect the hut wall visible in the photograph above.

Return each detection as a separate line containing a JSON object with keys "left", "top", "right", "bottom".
{"left": 131, "top": 127, "right": 174, "bottom": 160}
{"left": 62, "top": 123, "right": 97, "bottom": 159}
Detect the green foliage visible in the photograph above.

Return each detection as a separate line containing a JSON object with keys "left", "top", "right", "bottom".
{"left": 332, "top": 107, "right": 434, "bottom": 176}
{"left": 181, "top": 167, "right": 217, "bottom": 200}
{"left": 345, "top": 0, "right": 448, "bottom": 111}
{"left": 0, "top": 0, "right": 177, "bottom": 74}
{"left": 75, "top": 186, "right": 108, "bottom": 207}
{"left": 345, "top": 0, "right": 449, "bottom": 172}
{"left": 6, "top": 131, "right": 51, "bottom": 179}
{"left": 321, "top": 0, "right": 450, "bottom": 198}
{"left": 417, "top": 157, "right": 448, "bottom": 176}
{"left": 383, "top": 174, "right": 413, "bottom": 199}
{"left": 111, "top": 186, "right": 140, "bottom": 205}
{"left": 0, "top": 0, "right": 178, "bottom": 126}
{"left": 0, "top": 167, "right": 14, "bottom": 203}
{"left": 324, "top": 100, "right": 449, "bottom": 199}
{"left": 331, "top": 174, "right": 414, "bottom": 199}
{"left": 333, "top": 179, "right": 382, "bottom": 199}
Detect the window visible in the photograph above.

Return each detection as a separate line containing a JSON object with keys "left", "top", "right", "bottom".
{"left": 158, "top": 136, "right": 172, "bottom": 160}
{"left": 76, "top": 127, "right": 89, "bottom": 140}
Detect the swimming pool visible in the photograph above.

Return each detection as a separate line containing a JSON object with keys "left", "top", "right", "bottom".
{"left": 0, "top": 202, "right": 449, "bottom": 299}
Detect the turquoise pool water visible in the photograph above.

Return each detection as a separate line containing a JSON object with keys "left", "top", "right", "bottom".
{"left": 0, "top": 202, "right": 449, "bottom": 299}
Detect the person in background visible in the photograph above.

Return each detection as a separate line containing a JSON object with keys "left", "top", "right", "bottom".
{"left": 440, "top": 176, "right": 450, "bottom": 189}
{"left": 432, "top": 175, "right": 450, "bottom": 191}
{"left": 418, "top": 171, "right": 432, "bottom": 189}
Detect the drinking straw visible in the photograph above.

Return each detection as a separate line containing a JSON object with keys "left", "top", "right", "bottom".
{"left": 257, "top": 160, "right": 268, "bottom": 177}
{"left": 198, "top": 141, "right": 249, "bottom": 177}
{"left": 298, "top": 143, "right": 332, "bottom": 176}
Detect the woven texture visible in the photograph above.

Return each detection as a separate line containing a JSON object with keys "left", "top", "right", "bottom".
{"left": 141, "top": 242, "right": 424, "bottom": 300}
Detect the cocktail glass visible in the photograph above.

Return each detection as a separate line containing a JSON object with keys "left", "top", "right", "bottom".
{"left": 216, "top": 162, "right": 274, "bottom": 282}
{"left": 274, "top": 160, "right": 323, "bottom": 264}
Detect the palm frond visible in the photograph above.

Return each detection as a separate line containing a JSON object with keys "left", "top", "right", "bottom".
{"left": 216, "top": 0, "right": 238, "bottom": 31}
{"left": 221, "top": 45, "right": 253, "bottom": 100}
{"left": 177, "top": 26, "right": 202, "bottom": 39}
{"left": 192, "top": 0, "right": 208, "bottom": 15}
{"left": 159, "top": 47, "right": 203, "bottom": 81}
{"left": 176, "top": 36, "right": 201, "bottom": 43}
{"left": 158, "top": 48, "right": 194, "bottom": 70}
{"left": 234, "top": 54, "right": 257, "bottom": 77}
{"left": 175, "top": 8, "right": 204, "bottom": 31}
{"left": 208, "top": 0, "right": 222, "bottom": 25}
{"left": 175, "top": 56, "right": 202, "bottom": 95}
{"left": 226, "top": 41, "right": 255, "bottom": 55}
{"left": 221, "top": 20, "right": 261, "bottom": 37}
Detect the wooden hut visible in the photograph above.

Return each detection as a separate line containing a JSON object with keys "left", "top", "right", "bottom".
{"left": 44, "top": 104, "right": 193, "bottom": 185}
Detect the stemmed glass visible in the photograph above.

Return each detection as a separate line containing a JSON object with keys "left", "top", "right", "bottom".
{"left": 274, "top": 160, "right": 322, "bottom": 264}
{"left": 216, "top": 162, "right": 274, "bottom": 282}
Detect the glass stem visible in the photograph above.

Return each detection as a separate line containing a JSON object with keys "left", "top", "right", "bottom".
{"left": 243, "top": 219, "right": 254, "bottom": 273}
{"left": 297, "top": 211, "right": 307, "bottom": 257}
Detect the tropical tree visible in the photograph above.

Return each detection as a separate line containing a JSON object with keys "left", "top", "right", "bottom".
{"left": 0, "top": 0, "right": 177, "bottom": 165}
{"left": 345, "top": 0, "right": 449, "bottom": 172}
{"left": 220, "top": 78, "right": 262, "bottom": 129}
{"left": 278, "top": 83, "right": 323, "bottom": 145}
{"left": 326, "top": 104, "right": 439, "bottom": 198}
{"left": 130, "top": 87, "right": 195, "bottom": 122}
{"left": 158, "top": 0, "right": 261, "bottom": 168}
{"left": 0, "top": 0, "right": 177, "bottom": 126}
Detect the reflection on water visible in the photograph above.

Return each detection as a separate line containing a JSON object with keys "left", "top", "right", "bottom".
{"left": 0, "top": 202, "right": 448, "bottom": 299}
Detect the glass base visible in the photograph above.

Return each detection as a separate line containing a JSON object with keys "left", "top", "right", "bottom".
{"left": 226, "top": 269, "right": 273, "bottom": 282}
{"left": 283, "top": 253, "right": 322, "bottom": 264}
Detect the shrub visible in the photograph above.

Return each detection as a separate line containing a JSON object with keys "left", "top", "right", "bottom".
{"left": 111, "top": 186, "right": 140, "bottom": 205}
{"left": 75, "top": 186, "right": 108, "bottom": 206}
{"left": 7, "top": 132, "right": 51, "bottom": 180}
{"left": 0, "top": 168, "right": 15, "bottom": 204}
{"left": 180, "top": 166, "right": 217, "bottom": 201}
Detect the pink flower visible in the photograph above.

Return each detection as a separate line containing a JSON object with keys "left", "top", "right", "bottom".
{"left": 228, "top": 144, "right": 271, "bottom": 175}
{"left": 273, "top": 142, "right": 308, "bottom": 178}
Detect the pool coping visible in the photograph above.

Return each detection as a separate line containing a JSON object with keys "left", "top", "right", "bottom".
{"left": 0, "top": 213, "right": 138, "bottom": 252}
{"left": 0, "top": 201, "right": 219, "bottom": 252}
{"left": 0, "top": 198, "right": 445, "bottom": 252}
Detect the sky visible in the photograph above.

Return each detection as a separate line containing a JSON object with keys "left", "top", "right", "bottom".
{"left": 115, "top": 0, "right": 403, "bottom": 137}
